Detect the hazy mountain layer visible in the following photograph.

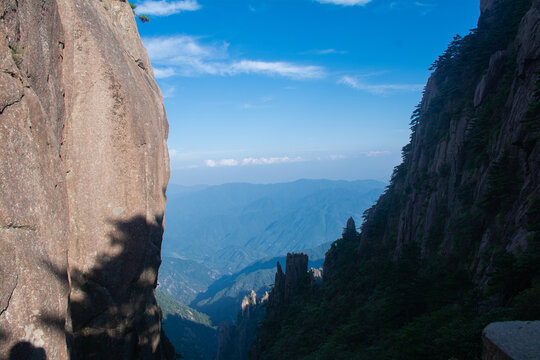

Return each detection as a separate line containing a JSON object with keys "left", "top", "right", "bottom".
{"left": 163, "top": 179, "right": 385, "bottom": 273}
{"left": 159, "top": 257, "right": 220, "bottom": 304}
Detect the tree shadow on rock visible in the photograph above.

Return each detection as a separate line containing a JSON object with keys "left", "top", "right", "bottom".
{"left": 41, "top": 215, "right": 175, "bottom": 360}
{"left": 9, "top": 341, "right": 47, "bottom": 360}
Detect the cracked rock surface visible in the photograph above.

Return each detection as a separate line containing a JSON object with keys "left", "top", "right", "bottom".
{"left": 0, "top": 0, "right": 171, "bottom": 359}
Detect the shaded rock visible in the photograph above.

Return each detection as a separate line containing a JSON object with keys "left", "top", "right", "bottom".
{"left": 474, "top": 50, "right": 507, "bottom": 107}
{"left": 482, "top": 321, "right": 540, "bottom": 360}
{"left": 343, "top": 216, "right": 358, "bottom": 239}
{"left": 515, "top": 1, "right": 540, "bottom": 76}
{"left": 0, "top": 0, "right": 171, "bottom": 359}
{"left": 481, "top": 0, "right": 498, "bottom": 14}
{"left": 284, "top": 253, "right": 309, "bottom": 302}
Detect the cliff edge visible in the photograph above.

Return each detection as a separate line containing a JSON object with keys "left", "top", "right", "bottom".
{"left": 253, "top": 0, "right": 539, "bottom": 358}
{"left": 0, "top": 0, "right": 171, "bottom": 359}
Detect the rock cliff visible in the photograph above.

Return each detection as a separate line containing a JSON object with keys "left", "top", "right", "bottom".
{"left": 267, "top": 253, "right": 308, "bottom": 316}
{"left": 349, "top": 0, "right": 539, "bottom": 284}
{"left": 216, "top": 291, "right": 267, "bottom": 360}
{"left": 0, "top": 0, "right": 171, "bottom": 359}
{"left": 253, "top": 0, "right": 540, "bottom": 358}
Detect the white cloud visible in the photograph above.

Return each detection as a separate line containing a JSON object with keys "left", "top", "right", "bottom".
{"left": 204, "top": 159, "right": 239, "bottom": 167}
{"left": 143, "top": 35, "right": 224, "bottom": 62}
{"left": 227, "top": 60, "right": 324, "bottom": 79}
{"left": 168, "top": 148, "right": 178, "bottom": 157}
{"left": 339, "top": 75, "right": 361, "bottom": 88}
{"left": 338, "top": 75, "right": 423, "bottom": 95}
{"left": 142, "top": 35, "right": 325, "bottom": 79}
{"left": 153, "top": 67, "right": 176, "bottom": 79}
{"left": 135, "top": 0, "right": 201, "bottom": 16}
{"left": 241, "top": 156, "right": 304, "bottom": 165}
{"left": 363, "top": 150, "right": 391, "bottom": 157}
{"left": 202, "top": 156, "right": 304, "bottom": 167}
{"left": 161, "top": 85, "right": 176, "bottom": 98}
{"left": 329, "top": 154, "right": 346, "bottom": 160}
{"left": 305, "top": 49, "right": 348, "bottom": 55}
{"left": 315, "top": 0, "right": 372, "bottom": 6}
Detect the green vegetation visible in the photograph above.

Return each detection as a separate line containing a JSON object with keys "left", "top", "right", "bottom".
{"left": 256, "top": 224, "right": 540, "bottom": 360}
{"left": 127, "top": 1, "right": 149, "bottom": 23}
{"left": 156, "top": 290, "right": 218, "bottom": 360}
{"left": 253, "top": 0, "right": 538, "bottom": 359}
{"left": 157, "top": 290, "right": 214, "bottom": 328}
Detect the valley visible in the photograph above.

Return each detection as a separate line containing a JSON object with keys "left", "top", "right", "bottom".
{"left": 156, "top": 179, "right": 384, "bottom": 358}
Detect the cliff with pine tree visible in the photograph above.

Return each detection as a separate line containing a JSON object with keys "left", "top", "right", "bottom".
{"left": 252, "top": 0, "right": 540, "bottom": 358}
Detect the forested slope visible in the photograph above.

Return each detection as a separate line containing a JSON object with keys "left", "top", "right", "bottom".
{"left": 252, "top": 1, "right": 540, "bottom": 359}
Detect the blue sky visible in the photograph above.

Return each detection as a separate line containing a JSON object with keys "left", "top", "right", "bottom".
{"left": 133, "top": 0, "right": 480, "bottom": 185}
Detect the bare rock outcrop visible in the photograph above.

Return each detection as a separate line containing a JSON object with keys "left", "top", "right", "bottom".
{"left": 267, "top": 253, "right": 308, "bottom": 312}
{"left": 474, "top": 50, "right": 507, "bottom": 107}
{"left": 216, "top": 291, "right": 268, "bottom": 360}
{"left": 357, "top": 0, "right": 540, "bottom": 278}
{"left": 308, "top": 267, "right": 323, "bottom": 289}
{"left": 0, "top": 0, "right": 171, "bottom": 359}
{"left": 482, "top": 321, "right": 540, "bottom": 360}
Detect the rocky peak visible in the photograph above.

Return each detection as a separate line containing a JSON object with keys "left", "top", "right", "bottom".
{"left": 216, "top": 290, "right": 268, "bottom": 360}
{"left": 241, "top": 290, "right": 257, "bottom": 317}
{"left": 308, "top": 267, "right": 323, "bottom": 289}
{"left": 343, "top": 216, "right": 358, "bottom": 239}
{"left": 284, "top": 253, "right": 309, "bottom": 301}
{"left": 266, "top": 253, "right": 309, "bottom": 320}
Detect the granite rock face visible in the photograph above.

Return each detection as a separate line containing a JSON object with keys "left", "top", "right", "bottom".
{"left": 0, "top": 0, "right": 171, "bottom": 359}
{"left": 267, "top": 253, "right": 308, "bottom": 311}
{"left": 350, "top": 0, "right": 540, "bottom": 284}
{"left": 216, "top": 291, "right": 268, "bottom": 360}
{"left": 482, "top": 321, "right": 540, "bottom": 360}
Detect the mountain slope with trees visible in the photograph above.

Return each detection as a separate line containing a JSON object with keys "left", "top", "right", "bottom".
{"left": 252, "top": 1, "right": 540, "bottom": 359}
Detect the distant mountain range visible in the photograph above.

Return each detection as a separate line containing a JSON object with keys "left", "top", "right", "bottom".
{"left": 162, "top": 179, "right": 386, "bottom": 273}
{"left": 158, "top": 257, "right": 220, "bottom": 304}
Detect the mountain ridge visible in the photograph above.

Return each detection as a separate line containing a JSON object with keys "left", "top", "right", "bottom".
{"left": 163, "top": 179, "right": 385, "bottom": 273}
{"left": 251, "top": 0, "right": 540, "bottom": 359}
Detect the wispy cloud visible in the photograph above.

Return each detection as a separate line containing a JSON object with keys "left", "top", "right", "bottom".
{"left": 315, "top": 0, "right": 372, "bottom": 6}
{"left": 338, "top": 75, "right": 423, "bottom": 95}
{"left": 227, "top": 60, "right": 324, "bottom": 79}
{"left": 241, "top": 156, "right": 304, "bottom": 165}
{"left": 161, "top": 85, "right": 176, "bottom": 98}
{"left": 153, "top": 67, "right": 176, "bottom": 79}
{"left": 362, "top": 150, "right": 391, "bottom": 157}
{"left": 304, "top": 49, "right": 348, "bottom": 55}
{"left": 203, "top": 156, "right": 304, "bottom": 167}
{"left": 135, "top": 0, "right": 201, "bottom": 16}
{"left": 329, "top": 154, "right": 346, "bottom": 160}
{"left": 205, "top": 159, "right": 239, "bottom": 167}
{"left": 143, "top": 35, "right": 325, "bottom": 79}
{"left": 388, "top": 1, "right": 435, "bottom": 14}
{"left": 144, "top": 35, "right": 227, "bottom": 63}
